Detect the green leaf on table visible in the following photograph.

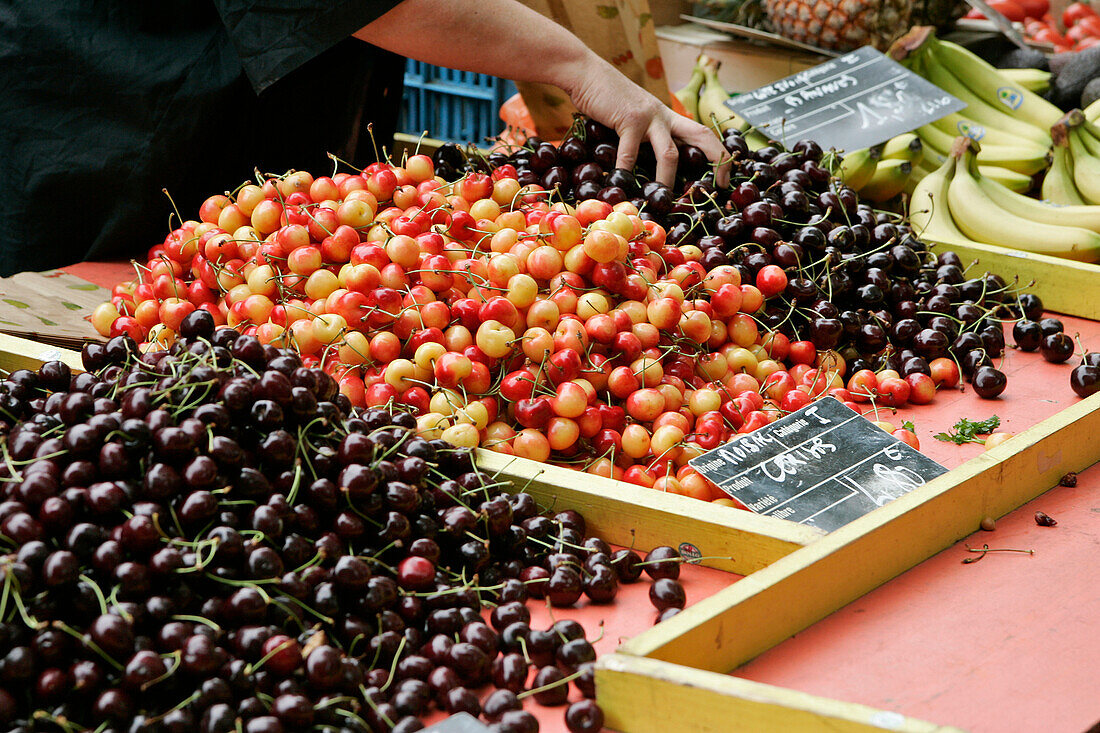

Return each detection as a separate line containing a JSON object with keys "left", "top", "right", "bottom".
{"left": 933, "top": 415, "right": 1001, "bottom": 445}
{"left": 2, "top": 299, "right": 29, "bottom": 309}
{"left": 36, "top": 316, "right": 58, "bottom": 326}
{"left": 596, "top": 5, "right": 619, "bottom": 19}
{"left": 61, "top": 301, "right": 83, "bottom": 311}
{"left": 67, "top": 283, "right": 101, "bottom": 291}
{"left": 902, "top": 420, "right": 916, "bottom": 433}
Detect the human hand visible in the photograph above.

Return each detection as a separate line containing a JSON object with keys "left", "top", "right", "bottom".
{"left": 565, "top": 55, "right": 730, "bottom": 188}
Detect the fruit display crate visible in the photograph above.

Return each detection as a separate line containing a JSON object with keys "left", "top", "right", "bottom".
{"left": 8, "top": 264, "right": 1100, "bottom": 731}
{"left": 399, "top": 60, "right": 517, "bottom": 145}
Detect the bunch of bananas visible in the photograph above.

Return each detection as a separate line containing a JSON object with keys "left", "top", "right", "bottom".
{"left": 1042, "top": 110, "right": 1100, "bottom": 206}
{"left": 673, "top": 55, "right": 772, "bottom": 150}
{"left": 890, "top": 27, "right": 1063, "bottom": 190}
{"left": 909, "top": 135, "right": 1100, "bottom": 262}
{"left": 999, "top": 67, "right": 1053, "bottom": 95}
{"left": 836, "top": 133, "right": 922, "bottom": 204}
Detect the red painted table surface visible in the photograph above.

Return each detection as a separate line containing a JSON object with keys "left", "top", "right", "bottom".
{"left": 64, "top": 261, "right": 1100, "bottom": 731}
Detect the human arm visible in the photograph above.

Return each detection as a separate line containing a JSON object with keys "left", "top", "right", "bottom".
{"left": 354, "top": 0, "right": 729, "bottom": 186}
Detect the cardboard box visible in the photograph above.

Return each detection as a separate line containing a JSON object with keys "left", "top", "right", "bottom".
{"left": 657, "top": 22, "right": 827, "bottom": 94}
{"left": 512, "top": 0, "right": 672, "bottom": 140}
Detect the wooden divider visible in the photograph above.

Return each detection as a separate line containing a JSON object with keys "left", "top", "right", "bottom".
{"left": 476, "top": 450, "right": 823, "bottom": 575}
{"left": 595, "top": 653, "right": 964, "bottom": 733}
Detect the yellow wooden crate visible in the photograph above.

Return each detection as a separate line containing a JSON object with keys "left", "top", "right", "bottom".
{"left": 1, "top": 296, "right": 1094, "bottom": 731}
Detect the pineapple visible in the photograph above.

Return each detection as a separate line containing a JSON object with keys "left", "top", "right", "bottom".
{"left": 762, "top": 0, "right": 912, "bottom": 53}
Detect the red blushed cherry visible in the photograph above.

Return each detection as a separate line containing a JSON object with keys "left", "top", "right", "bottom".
{"left": 905, "top": 373, "right": 936, "bottom": 405}
{"left": 876, "top": 377, "right": 910, "bottom": 408}
{"left": 397, "top": 555, "right": 436, "bottom": 591}
{"left": 546, "top": 349, "right": 582, "bottom": 385}
{"left": 514, "top": 398, "right": 553, "bottom": 429}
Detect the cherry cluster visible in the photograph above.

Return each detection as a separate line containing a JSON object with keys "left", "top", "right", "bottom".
{"left": 477, "top": 124, "right": 1050, "bottom": 401}
{"left": 0, "top": 310, "right": 688, "bottom": 732}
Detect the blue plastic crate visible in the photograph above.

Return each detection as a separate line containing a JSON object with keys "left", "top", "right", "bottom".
{"left": 399, "top": 60, "right": 518, "bottom": 145}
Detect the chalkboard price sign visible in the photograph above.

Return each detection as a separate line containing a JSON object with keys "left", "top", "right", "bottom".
{"left": 723, "top": 46, "right": 965, "bottom": 153}
{"left": 689, "top": 397, "right": 948, "bottom": 533}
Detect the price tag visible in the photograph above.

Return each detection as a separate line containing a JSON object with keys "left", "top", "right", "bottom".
{"left": 689, "top": 398, "right": 948, "bottom": 533}
{"left": 724, "top": 46, "right": 965, "bottom": 153}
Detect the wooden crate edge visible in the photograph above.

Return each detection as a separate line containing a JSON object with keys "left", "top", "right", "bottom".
{"left": 0, "top": 333, "right": 84, "bottom": 373}
{"left": 926, "top": 238, "right": 1100, "bottom": 320}
{"left": 476, "top": 449, "right": 823, "bottom": 575}
{"left": 595, "top": 653, "right": 966, "bottom": 733}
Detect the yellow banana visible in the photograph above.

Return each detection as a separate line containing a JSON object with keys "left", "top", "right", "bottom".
{"left": 916, "top": 122, "right": 1049, "bottom": 175}
{"left": 1085, "top": 98, "right": 1100, "bottom": 124}
{"left": 1044, "top": 126, "right": 1087, "bottom": 206}
{"left": 907, "top": 154, "right": 974, "bottom": 247}
{"left": 1079, "top": 122, "right": 1100, "bottom": 158}
{"left": 912, "top": 157, "right": 936, "bottom": 179}
{"left": 997, "top": 67, "right": 1052, "bottom": 95}
{"left": 916, "top": 46, "right": 1052, "bottom": 147}
{"left": 907, "top": 51, "right": 1049, "bottom": 150}
{"left": 881, "top": 133, "right": 923, "bottom": 165}
{"left": 674, "top": 64, "right": 706, "bottom": 123}
{"left": 928, "top": 112, "right": 1038, "bottom": 150}
{"left": 978, "top": 165, "right": 1033, "bottom": 194}
{"left": 858, "top": 159, "right": 913, "bottom": 202}
{"left": 904, "top": 158, "right": 936, "bottom": 197}
{"left": 1067, "top": 127, "right": 1100, "bottom": 205}
{"left": 972, "top": 162, "right": 1100, "bottom": 234}
{"left": 697, "top": 57, "right": 748, "bottom": 135}
{"left": 838, "top": 146, "right": 882, "bottom": 191}
{"left": 928, "top": 38, "right": 1064, "bottom": 131}
{"left": 948, "top": 139, "right": 1100, "bottom": 261}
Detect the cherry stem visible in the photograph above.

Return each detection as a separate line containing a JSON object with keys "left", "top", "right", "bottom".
{"left": 32, "top": 710, "right": 85, "bottom": 733}
{"left": 171, "top": 614, "right": 222, "bottom": 632}
{"left": 55, "top": 621, "right": 124, "bottom": 672}
{"left": 78, "top": 574, "right": 110, "bottom": 616}
{"left": 516, "top": 667, "right": 586, "bottom": 700}
{"left": 141, "top": 651, "right": 181, "bottom": 692}
{"left": 962, "top": 543, "right": 1034, "bottom": 563}
{"left": 378, "top": 635, "right": 408, "bottom": 694}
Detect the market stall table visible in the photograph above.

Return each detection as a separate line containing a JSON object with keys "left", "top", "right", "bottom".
{"left": 38, "top": 261, "right": 1100, "bottom": 732}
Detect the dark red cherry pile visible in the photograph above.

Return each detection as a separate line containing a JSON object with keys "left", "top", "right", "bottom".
{"left": 0, "top": 308, "right": 691, "bottom": 733}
